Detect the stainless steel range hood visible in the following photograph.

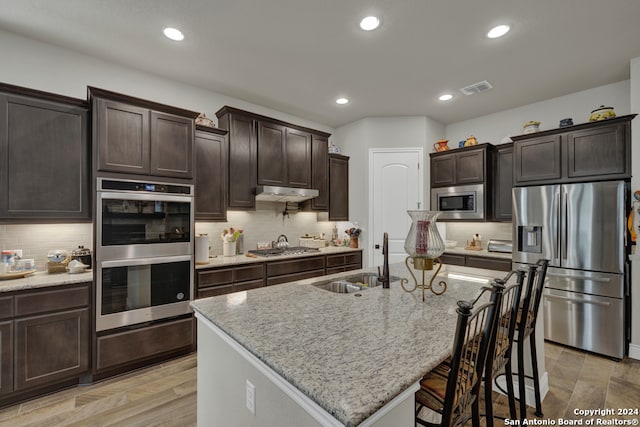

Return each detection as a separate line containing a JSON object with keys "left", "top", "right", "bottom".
{"left": 255, "top": 185, "right": 319, "bottom": 202}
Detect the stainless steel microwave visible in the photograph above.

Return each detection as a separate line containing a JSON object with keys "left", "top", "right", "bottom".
{"left": 431, "top": 184, "right": 484, "bottom": 220}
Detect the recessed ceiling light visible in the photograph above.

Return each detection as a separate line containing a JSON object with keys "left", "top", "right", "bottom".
{"left": 163, "top": 27, "right": 184, "bottom": 41}
{"left": 487, "top": 24, "right": 510, "bottom": 39}
{"left": 336, "top": 97, "right": 350, "bottom": 105}
{"left": 359, "top": 16, "right": 380, "bottom": 31}
{"left": 438, "top": 94, "right": 454, "bottom": 101}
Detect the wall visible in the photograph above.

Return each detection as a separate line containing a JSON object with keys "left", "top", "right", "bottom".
{"left": 629, "top": 57, "right": 640, "bottom": 359}
{"left": 333, "top": 116, "right": 445, "bottom": 266}
{"left": 446, "top": 80, "right": 631, "bottom": 146}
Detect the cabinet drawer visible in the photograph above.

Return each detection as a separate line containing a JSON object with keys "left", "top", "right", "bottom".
{"left": 0, "top": 296, "right": 13, "bottom": 320}
{"left": 198, "top": 268, "right": 233, "bottom": 288}
{"left": 466, "top": 256, "right": 512, "bottom": 272}
{"left": 267, "top": 256, "right": 325, "bottom": 277}
{"left": 233, "top": 264, "right": 264, "bottom": 282}
{"left": 14, "top": 285, "right": 89, "bottom": 317}
{"left": 345, "top": 263, "right": 361, "bottom": 272}
{"left": 197, "top": 284, "right": 234, "bottom": 299}
{"left": 234, "top": 279, "right": 264, "bottom": 292}
{"left": 326, "top": 254, "right": 345, "bottom": 268}
{"left": 440, "top": 254, "right": 466, "bottom": 266}
{"left": 96, "top": 317, "right": 193, "bottom": 372}
{"left": 266, "top": 269, "right": 325, "bottom": 286}
{"left": 345, "top": 252, "right": 362, "bottom": 266}
{"left": 326, "top": 266, "right": 345, "bottom": 276}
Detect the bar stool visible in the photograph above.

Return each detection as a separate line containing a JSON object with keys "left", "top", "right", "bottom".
{"left": 483, "top": 269, "right": 526, "bottom": 427}
{"left": 515, "top": 259, "right": 549, "bottom": 420}
{"left": 416, "top": 282, "right": 503, "bottom": 427}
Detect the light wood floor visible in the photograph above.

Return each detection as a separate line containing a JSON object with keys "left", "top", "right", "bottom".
{"left": 1, "top": 342, "right": 639, "bottom": 427}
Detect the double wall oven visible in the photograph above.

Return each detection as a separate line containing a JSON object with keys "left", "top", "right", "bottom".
{"left": 96, "top": 178, "right": 194, "bottom": 332}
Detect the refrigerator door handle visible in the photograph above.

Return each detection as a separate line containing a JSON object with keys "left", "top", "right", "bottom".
{"left": 545, "top": 293, "right": 612, "bottom": 308}
{"left": 553, "top": 190, "right": 560, "bottom": 263}
{"left": 562, "top": 189, "right": 568, "bottom": 261}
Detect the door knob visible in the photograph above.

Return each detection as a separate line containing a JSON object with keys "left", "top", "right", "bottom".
{"left": 374, "top": 244, "right": 380, "bottom": 249}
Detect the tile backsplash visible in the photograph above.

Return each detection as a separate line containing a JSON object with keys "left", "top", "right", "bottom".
{"left": 0, "top": 223, "right": 93, "bottom": 270}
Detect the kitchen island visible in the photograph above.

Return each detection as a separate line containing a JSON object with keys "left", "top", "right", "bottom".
{"left": 192, "top": 262, "right": 546, "bottom": 426}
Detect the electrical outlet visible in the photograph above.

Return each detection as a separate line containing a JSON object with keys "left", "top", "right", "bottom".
{"left": 246, "top": 380, "right": 255, "bottom": 414}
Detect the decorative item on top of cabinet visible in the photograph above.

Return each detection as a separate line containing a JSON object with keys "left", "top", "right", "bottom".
{"left": 328, "top": 153, "right": 349, "bottom": 221}
{"left": 195, "top": 125, "right": 228, "bottom": 221}
{"left": 89, "top": 87, "right": 198, "bottom": 180}
{"left": 512, "top": 114, "right": 636, "bottom": 186}
{"left": 0, "top": 83, "right": 90, "bottom": 222}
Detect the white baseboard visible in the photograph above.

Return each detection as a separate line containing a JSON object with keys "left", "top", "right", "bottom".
{"left": 495, "top": 371, "right": 549, "bottom": 408}
{"left": 629, "top": 343, "right": 640, "bottom": 360}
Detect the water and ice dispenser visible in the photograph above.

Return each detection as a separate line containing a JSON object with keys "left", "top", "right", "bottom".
{"left": 517, "top": 226, "right": 542, "bottom": 253}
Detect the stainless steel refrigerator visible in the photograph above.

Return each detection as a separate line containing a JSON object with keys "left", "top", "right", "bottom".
{"left": 512, "top": 180, "right": 629, "bottom": 359}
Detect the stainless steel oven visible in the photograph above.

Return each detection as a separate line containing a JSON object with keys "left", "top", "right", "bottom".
{"left": 96, "top": 178, "right": 194, "bottom": 331}
{"left": 431, "top": 184, "right": 484, "bottom": 220}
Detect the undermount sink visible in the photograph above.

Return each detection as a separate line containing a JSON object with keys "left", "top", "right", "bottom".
{"left": 313, "top": 272, "right": 403, "bottom": 293}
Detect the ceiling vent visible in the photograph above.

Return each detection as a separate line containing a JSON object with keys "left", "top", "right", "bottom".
{"left": 460, "top": 80, "right": 493, "bottom": 96}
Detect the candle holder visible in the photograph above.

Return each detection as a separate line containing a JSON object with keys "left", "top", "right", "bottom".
{"left": 399, "top": 211, "right": 448, "bottom": 301}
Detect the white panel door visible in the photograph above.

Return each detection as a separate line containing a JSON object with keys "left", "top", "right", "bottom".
{"left": 370, "top": 149, "right": 423, "bottom": 267}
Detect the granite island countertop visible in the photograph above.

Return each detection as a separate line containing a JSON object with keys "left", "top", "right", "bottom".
{"left": 191, "top": 262, "right": 508, "bottom": 426}
{"left": 0, "top": 270, "right": 93, "bottom": 293}
{"left": 196, "top": 246, "right": 362, "bottom": 269}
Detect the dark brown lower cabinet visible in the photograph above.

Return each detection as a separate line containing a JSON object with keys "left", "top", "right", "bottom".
{"left": 325, "top": 252, "right": 363, "bottom": 275}
{"left": 0, "top": 283, "right": 90, "bottom": 407}
{"left": 14, "top": 309, "right": 89, "bottom": 391}
{"left": 440, "top": 253, "right": 511, "bottom": 272}
{"left": 0, "top": 321, "right": 12, "bottom": 396}
{"left": 197, "top": 263, "right": 265, "bottom": 298}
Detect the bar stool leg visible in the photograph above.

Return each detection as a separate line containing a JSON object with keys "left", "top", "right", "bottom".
{"left": 504, "top": 360, "right": 518, "bottom": 420}
{"left": 529, "top": 332, "right": 544, "bottom": 417}
{"left": 517, "top": 337, "right": 527, "bottom": 421}
{"left": 484, "top": 374, "right": 495, "bottom": 427}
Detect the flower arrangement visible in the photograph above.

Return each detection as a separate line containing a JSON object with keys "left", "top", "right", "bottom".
{"left": 221, "top": 227, "right": 243, "bottom": 242}
{"left": 345, "top": 227, "right": 361, "bottom": 238}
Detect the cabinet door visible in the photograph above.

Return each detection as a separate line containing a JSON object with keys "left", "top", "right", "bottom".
{"left": 430, "top": 153, "right": 456, "bottom": 187}
{"left": 96, "top": 99, "right": 150, "bottom": 175}
{"left": 0, "top": 94, "right": 89, "bottom": 221}
{"left": 0, "top": 321, "right": 12, "bottom": 396}
{"left": 227, "top": 114, "right": 257, "bottom": 209}
{"left": 309, "top": 135, "right": 329, "bottom": 210}
{"left": 514, "top": 134, "right": 562, "bottom": 184}
{"left": 257, "top": 121, "right": 286, "bottom": 186}
{"left": 195, "top": 131, "right": 227, "bottom": 221}
{"left": 150, "top": 111, "right": 194, "bottom": 179}
{"left": 493, "top": 144, "right": 513, "bottom": 221}
{"left": 14, "top": 308, "right": 89, "bottom": 390}
{"left": 566, "top": 123, "right": 629, "bottom": 180}
{"left": 286, "top": 128, "right": 311, "bottom": 188}
{"left": 455, "top": 149, "right": 484, "bottom": 184}
{"left": 329, "top": 154, "right": 349, "bottom": 221}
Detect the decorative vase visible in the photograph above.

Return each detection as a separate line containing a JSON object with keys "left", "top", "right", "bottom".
{"left": 433, "top": 140, "right": 450, "bottom": 152}
{"left": 403, "top": 211, "right": 445, "bottom": 269}
{"left": 349, "top": 237, "right": 359, "bottom": 248}
{"left": 223, "top": 241, "right": 237, "bottom": 257}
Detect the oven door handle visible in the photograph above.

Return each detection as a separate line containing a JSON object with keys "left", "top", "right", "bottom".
{"left": 99, "top": 192, "right": 192, "bottom": 203}
{"left": 101, "top": 255, "right": 192, "bottom": 268}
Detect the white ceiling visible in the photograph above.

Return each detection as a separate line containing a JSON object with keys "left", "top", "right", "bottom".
{"left": 1, "top": 0, "right": 640, "bottom": 128}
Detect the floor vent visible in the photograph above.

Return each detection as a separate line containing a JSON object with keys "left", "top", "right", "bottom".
{"left": 460, "top": 80, "right": 493, "bottom": 96}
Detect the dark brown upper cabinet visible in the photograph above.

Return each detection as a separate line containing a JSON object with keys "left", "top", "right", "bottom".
{"left": 430, "top": 144, "right": 489, "bottom": 188}
{"left": 217, "top": 108, "right": 258, "bottom": 210}
{"left": 195, "top": 126, "right": 228, "bottom": 221}
{"left": 0, "top": 84, "right": 90, "bottom": 222}
{"left": 328, "top": 154, "right": 349, "bottom": 221}
{"left": 513, "top": 114, "right": 635, "bottom": 186}
{"left": 90, "top": 87, "right": 198, "bottom": 180}
{"left": 216, "top": 106, "right": 330, "bottom": 210}
{"left": 492, "top": 143, "right": 513, "bottom": 222}
{"left": 304, "top": 135, "right": 329, "bottom": 211}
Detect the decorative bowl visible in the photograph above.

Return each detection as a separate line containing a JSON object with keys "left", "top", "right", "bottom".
{"left": 589, "top": 105, "right": 616, "bottom": 122}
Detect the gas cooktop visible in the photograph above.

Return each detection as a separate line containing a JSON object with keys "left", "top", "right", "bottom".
{"left": 248, "top": 246, "right": 320, "bottom": 257}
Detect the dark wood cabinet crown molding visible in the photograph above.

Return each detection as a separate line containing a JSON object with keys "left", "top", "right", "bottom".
{"left": 88, "top": 86, "right": 199, "bottom": 119}
{"left": 215, "top": 105, "right": 331, "bottom": 138}
{"left": 510, "top": 114, "right": 637, "bottom": 141}
{"left": 0, "top": 82, "right": 87, "bottom": 108}
{"left": 195, "top": 124, "right": 228, "bottom": 135}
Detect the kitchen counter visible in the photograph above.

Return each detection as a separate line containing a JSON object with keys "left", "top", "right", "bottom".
{"left": 192, "top": 262, "right": 510, "bottom": 426}
{"left": 444, "top": 246, "right": 512, "bottom": 260}
{"left": 0, "top": 270, "right": 93, "bottom": 293}
{"left": 195, "top": 246, "right": 363, "bottom": 269}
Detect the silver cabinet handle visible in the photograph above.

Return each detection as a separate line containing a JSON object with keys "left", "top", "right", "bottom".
{"left": 544, "top": 294, "right": 611, "bottom": 307}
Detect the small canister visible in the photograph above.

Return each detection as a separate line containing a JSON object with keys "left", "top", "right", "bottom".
{"left": 71, "top": 246, "right": 92, "bottom": 270}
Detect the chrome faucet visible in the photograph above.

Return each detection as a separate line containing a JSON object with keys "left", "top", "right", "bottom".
{"left": 377, "top": 232, "right": 390, "bottom": 289}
